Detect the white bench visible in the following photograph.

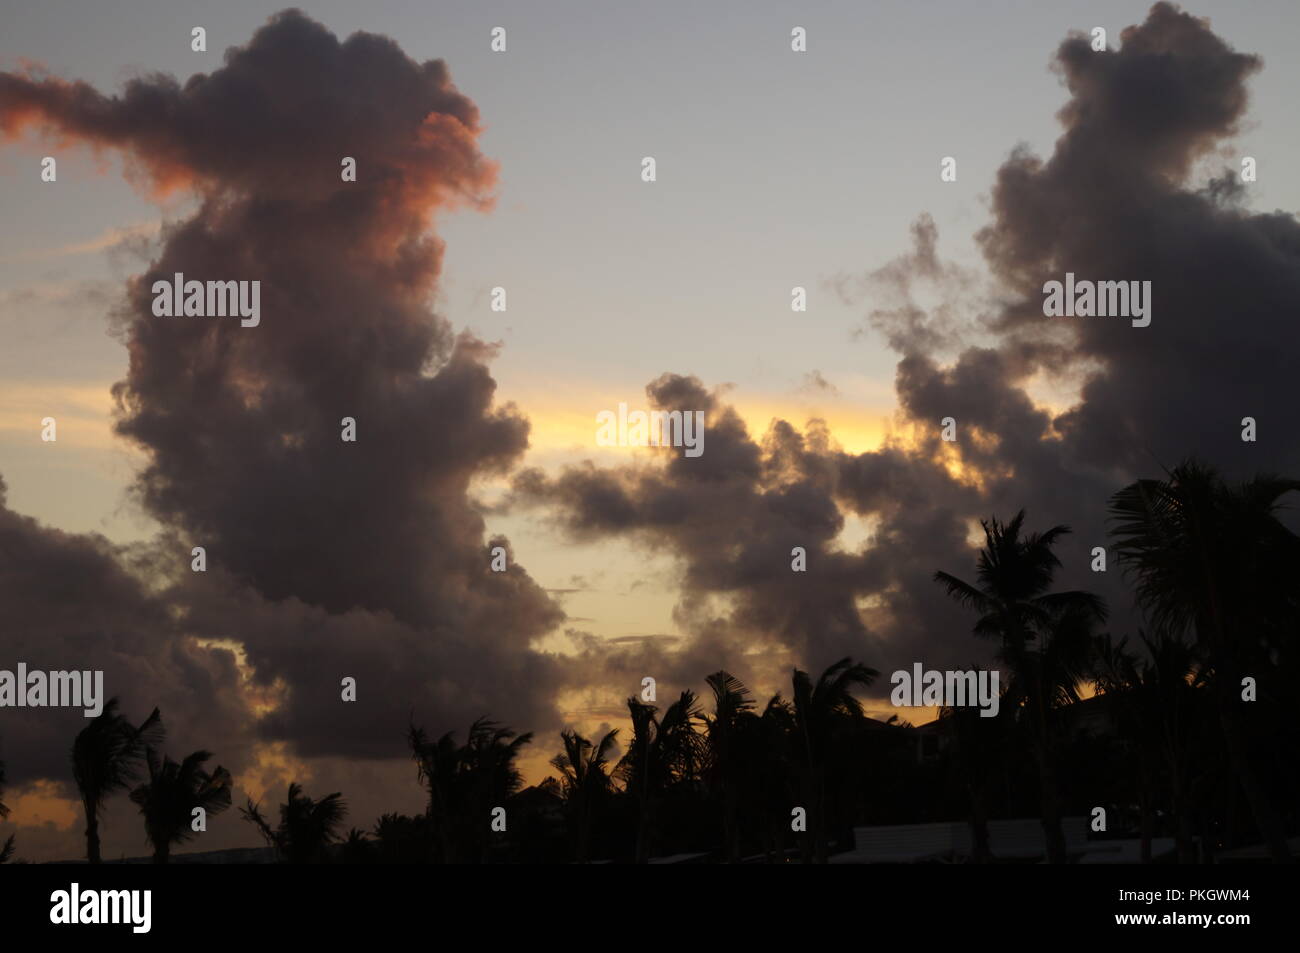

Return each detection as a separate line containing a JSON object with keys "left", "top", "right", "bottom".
{"left": 829, "top": 821, "right": 969, "bottom": 863}
{"left": 1078, "top": 837, "right": 1177, "bottom": 863}
{"left": 832, "top": 816, "right": 1102, "bottom": 863}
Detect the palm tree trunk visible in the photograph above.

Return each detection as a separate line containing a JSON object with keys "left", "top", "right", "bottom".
{"left": 1164, "top": 741, "right": 1194, "bottom": 863}
{"left": 636, "top": 740, "right": 651, "bottom": 864}
{"left": 1035, "top": 745, "right": 1068, "bottom": 863}
{"left": 634, "top": 794, "right": 651, "bottom": 864}
{"left": 1225, "top": 774, "right": 1237, "bottom": 851}
{"left": 815, "top": 771, "right": 829, "bottom": 864}
{"left": 722, "top": 789, "right": 739, "bottom": 862}
{"left": 84, "top": 806, "right": 101, "bottom": 864}
{"left": 152, "top": 842, "right": 169, "bottom": 864}
{"left": 967, "top": 779, "right": 992, "bottom": 863}
{"left": 1218, "top": 699, "right": 1291, "bottom": 862}
{"left": 1031, "top": 682, "right": 1067, "bottom": 863}
{"left": 1139, "top": 784, "right": 1153, "bottom": 864}
{"left": 797, "top": 715, "right": 821, "bottom": 864}
{"left": 1171, "top": 782, "right": 1195, "bottom": 864}
{"left": 575, "top": 805, "right": 590, "bottom": 864}
{"left": 1195, "top": 778, "right": 1216, "bottom": 864}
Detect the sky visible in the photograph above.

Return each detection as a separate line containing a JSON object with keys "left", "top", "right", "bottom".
{"left": 1, "top": 0, "right": 1298, "bottom": 860}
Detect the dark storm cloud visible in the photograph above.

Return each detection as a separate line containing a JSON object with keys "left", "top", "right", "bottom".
{"left": 514, "top": 3, "right": 1300, "bottom": 693}
{"left": 513, "top": 374, "right": 894, "bottom": 692}
{"left": 0, "top": 476, "right": 250, "bottom": 787}
{"left": 979, "top": 2, "right": 1295, "bottom": 478}
{"left": 0, "top": 10, "right": 565, "bottom": 760}
{"left": 850, "top": 1, "right": 1300, "bottom": 649}
{"left": 0, "top": 10, "right": 490, "bottom": 206}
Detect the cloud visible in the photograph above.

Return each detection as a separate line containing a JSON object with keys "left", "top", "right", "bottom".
{"left": 799, "top": 370, "right": 839, "bottom": 397}
{"left": 513, "top": 374, "right": 891, "bottom": 694}
{"left": 3, "top": 1, "right": 1298, "bottom": 859}
{"left": 976, "top": 4, "right": 1286, "bottom": 479}
{"left": 0, "top": 222, "right": 161, "bottom": 264}
{"left": 512, "top": 3, "right": 1300, "bottom": 703}
{"left": 0, "top": 475, "right": 251, "bottom": 789}
{"left": 832, "top": 213, "right": 981, "bottom": 355}
{"left": 0, "top": 11, "right": 566, "bottom": 775}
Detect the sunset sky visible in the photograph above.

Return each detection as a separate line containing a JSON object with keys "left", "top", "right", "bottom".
{"left": 2, "top": 0, "right": 1299, "bottom": 861}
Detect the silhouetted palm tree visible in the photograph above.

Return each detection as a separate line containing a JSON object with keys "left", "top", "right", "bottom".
{"left": 370, "top": 812, "right": 434, "bottom": 863}
{"left": 339, "top": 827, "right": 374, "bottom": 864}
{"left": 619, "top": 690, "right": 703, "bottom": 863}
{"left": 241, "top": 782, "right": 348, "bottom": 864}
{"left": 128, "top": 748, "right": 232, "bottom": 863}
{"left": 935, "top": 511, "right": 1106, "bottom": 862}
{"left": 938, "top": 694, "right": 1009, "bottom": 863}
{"left": 752, "top": 694, "right": 799, "bottom": 861}
{"left": 409, "top": 718, "right": 532, "bottom": 862}
{"left": 702, "top": 671, "right": 756, "bottom": 862}
{"left": 1093, "top": 631, "right": 1206, "bottom": 863}
{"left": 791, "top": 657, "right": 878, "bottom": 863}
{"left": 71, "top": 700, "right": 162, "bottom": 863}
{"left": 1110, "top": 461, "right": 1300, "bottom": 862}
{"left": 407, "top": 725, "right": 458, "bottom": 861}
{"left": 551, "top": 727, "right": 619, "bottom": 862}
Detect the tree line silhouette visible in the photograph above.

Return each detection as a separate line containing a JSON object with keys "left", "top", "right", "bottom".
{"left": 1, "top": 459, "right": 1296, "bottom": 863}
